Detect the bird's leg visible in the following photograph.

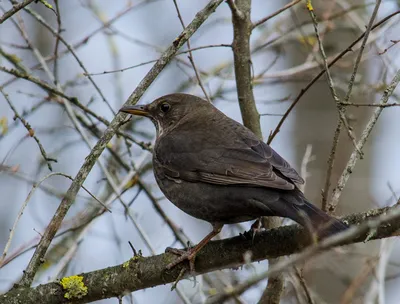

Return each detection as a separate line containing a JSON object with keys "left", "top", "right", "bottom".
{"left": 242, "top": 218, "right": 262, "bottom": 242}
{"left": 166, "top": 223, "right": 223, "bottom": 273}
{"left": 250, "top": 218, "right": 262, "bottom": 243}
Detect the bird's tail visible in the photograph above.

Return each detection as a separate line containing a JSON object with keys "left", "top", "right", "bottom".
{"left": 293, "top": 200, "right": 348, "bottom": 238}
{"left": 278, "top": 192, "right": 348, "bottom": 238}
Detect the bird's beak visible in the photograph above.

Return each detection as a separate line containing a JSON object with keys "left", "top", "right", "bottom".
{"left": 119, "top": 105, "right": 150, "bottom": 117}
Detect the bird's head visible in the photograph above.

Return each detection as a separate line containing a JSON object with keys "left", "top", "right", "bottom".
{"left": 119, "top": 93, "right": 211, "bottom": 136}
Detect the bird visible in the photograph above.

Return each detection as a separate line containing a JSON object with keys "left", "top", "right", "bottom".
{"left": 119, "top": 93, "right": 348, "bottom": 273}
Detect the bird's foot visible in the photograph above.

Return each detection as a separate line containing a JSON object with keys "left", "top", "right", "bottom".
{"left": 242, "top": 219, "right": 262, "bottom": 243}
{"left": 165, "top": 247, "right": 197, "bottom": 274}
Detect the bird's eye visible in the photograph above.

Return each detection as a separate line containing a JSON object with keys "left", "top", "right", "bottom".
{"left": 160, "top": 102, "right": 171, "bottom": 113}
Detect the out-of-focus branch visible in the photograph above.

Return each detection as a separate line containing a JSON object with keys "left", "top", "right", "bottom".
{"left": 2, "top": 206, "right": 400, "bottom": 304}
{"left": 16, "top": 0, "right": 224, "bottom": 287}
{"left": 252, "top": 0, "right": 301, "bottom": 29}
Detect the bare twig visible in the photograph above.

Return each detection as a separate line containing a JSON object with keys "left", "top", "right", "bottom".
{"left": 172, "top": 0, "right": 211, "bottom": 102}
{"left": 344, "top": 0, "right": 381, "bottom": 104}
{"left": 85, "top": 44, "right": 231, "bottom": 76}
{"left": 339, "top": 102, "right": 400, "bottom": 108}
{"left": 294, "top": 267, "right": 315, "bottom": 304}
{"left": 252, "top": 0, "right": 301, "bottom": 29}
{"left": 0, "top": 0, "right": 35, "bottom": 24}
{"left": 299, "top": 144, "right": 314, "bottom": 193}
{"left": 379, "top": 39, "right": 400, "bottom": 55}
{"left": 321, "top": 120, "right": 342, "bottom": 211}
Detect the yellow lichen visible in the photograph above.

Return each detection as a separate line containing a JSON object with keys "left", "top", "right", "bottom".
{"left": 60, "top": 275, "right": 88, "bottom": 299}
{"left": 123, "top": 253, "right": 143, "bottom": 268}
{"left": 122, "top": 260, "right": 130, "bottom": 268}
{"left": 131, "top": 254, "right": 143, "bottom": 262}
{"left": 0, "top": 117, "right": 8, "bottom": 135}
{"left": 208, "top": 288, "right": 217, "bottom": 296}
{"left": 306, "top": 0, "right": 313, "bottom": 11}
{"left": 298, "top": 35, "right": 316, "bottom": 47}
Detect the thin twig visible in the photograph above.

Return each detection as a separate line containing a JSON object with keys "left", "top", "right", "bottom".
{"left": 339, "top": 102, "right": 400, "bottom": 107}
{"left": 52, "top": 0, "right": 62, "bottom": 84}
{"left": 299, "top": 144, "right": 314, "bottom": 193}
{"left": 172, "top": 0, "right": 211, "bottom": 102}
{"left": 321, "top": 120, "right": 342, "bottom": 211}
{"left": 294, "top": 267, "right": 315, "bottom": 304}
{"left": 85, "top": 44, "right": 231, "bottom": 76}
{"left": 252, "top": 0, "right": 301, "bottom": 29}
{"left": 378, "top": 39, "right": 400, "bottom": 55}
{"left": 0, "top": 0, "right": 35, "bottom": 24}
{"left": 344, "top": 0, "right": 381, "bottom": 104}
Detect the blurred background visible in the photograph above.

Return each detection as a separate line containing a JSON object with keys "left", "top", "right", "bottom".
{"left": 1, "top": 0, "right": 400, "bottom": 303}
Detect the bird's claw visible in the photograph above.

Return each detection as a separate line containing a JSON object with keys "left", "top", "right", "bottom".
{"left": 165, "top": 246, "right": 197, "bottom": 274}
{"left": 242, "top": 219, "right": 262, "bottom": 243}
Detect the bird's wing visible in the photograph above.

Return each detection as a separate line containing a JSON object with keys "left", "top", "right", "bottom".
{"left": 241, "top": 137, "right": 304, "bottom": 185}
{"left": 155, "top": 131, "right": 304, "bottom": 191}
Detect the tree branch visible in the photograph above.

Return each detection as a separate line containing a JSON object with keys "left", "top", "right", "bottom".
{"left": 2, "top": 206, "right": 399, "bottom": 304}
{"left": 229, "top": 0, "right": 262, "bottom": 138}
{"left": 0, "top": 0, "right": 35, "bottom": 24}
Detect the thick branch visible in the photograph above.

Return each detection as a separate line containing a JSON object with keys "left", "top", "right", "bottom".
{"left": 3, "top": 207, "right": 398, "bottom": 304}
{"left": 17, "top": 0, "right": 224, "bottom": 287}
{"left": 229, "top": 0, "right": 262, "bottom": 138}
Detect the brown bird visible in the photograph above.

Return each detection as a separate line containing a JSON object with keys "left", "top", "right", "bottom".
{"left": 120, "top": 93, "right": 347, "bottom": 273}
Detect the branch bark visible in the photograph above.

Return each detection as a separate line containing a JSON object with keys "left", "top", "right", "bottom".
{"left": 0, "top": 0, "right": 35, "bottom": 24}
{"left": 2, "top": 207, "right": 399, "bottom": 304}
{"left": 16, "top": 0, "right": 224, "bottom": 287}
{"left": 230, "top": 0, "right": 262, "bottom": 138}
